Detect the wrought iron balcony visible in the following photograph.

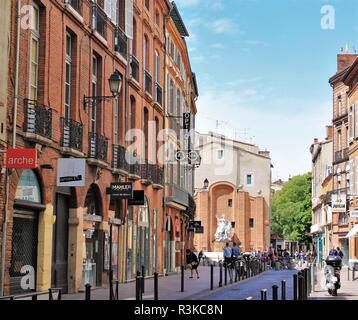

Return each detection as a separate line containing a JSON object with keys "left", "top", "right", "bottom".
{"left": 166, "top": 184, "right": 189, "bottom": 207}
{"left": 144, "top": 70, "right": 152, "bottom": 96}
{"left": 88, "top": 132, "right": 108, "bottom": 162}
{"left": 139, "top": 161, "right": 153, "bottom": 184}
{"left": 155, "top": 82, "right": 162, "bottom": 106}
{"left": 130, "top": 55, "right": 139, "bottom": 82}
{"left": 61, "top": 117, "right": 83, "bottom": 152}
{"left": 343, "top": 147, "right": 349, "bottom": 161}
{"left": 152, "top": 165, "right": 164, "bottom": 186}
{"left": 114, "top": 27, "right": 127, "bottom": 58}
{"left": 129, "top": 162, "right": 140, "bottom": 177}
{"left": 112, "top": 144, "right": 130, "bottom": 172}
{"left": 91, "top": 2, "right": 107, "bottom": 39}
{"left": 24, "top": 99, "right": 52, "bottom": 140}
{"left": 334, "top": 150, "right": 342, "bottom": 163}
{"left": 65, "top": 0, "right": 82, "bottom": 14}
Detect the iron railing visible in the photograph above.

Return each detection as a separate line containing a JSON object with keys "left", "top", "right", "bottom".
{"left": 129, "top": 162, "right": 140, "bottom": 177}
{"left": 334, "top": 150, "right": 342, "bottom": 163}
{"left": 152, "top": 165, "right": 164, "bottom": 186}
{"left": 91, "top": 2, "right": 107, "bottom": 39}
{"left": 343, "top": 147, "right": 349, "bottom": 161}
{"left": 144, "top": 70, "right": 153, "bottom": 96}
{"left": 139, "top": 161, "right": 153, "bottom": 182}
{"left": 24, "top": 99, "right": 52, "bottom": 140}
{"left": 114, "top": 27, "right": 127, "bottom": 58}
{"left": 155, "top": 82, "right": 162, "bottom": 106}
{"left": 112, "top": 144, "right": 130, "bottom": 172}
{"left": 61, "top": 117, "right": 83, "bottom": 151}
{"left": 65, "top": 0, "right": 82, "bottom": 14}
{"left": 130, "top": 55, "right": 140, "bottom": 82}
{"left": 88, "top": 132, "right": 108, "bottom": 162}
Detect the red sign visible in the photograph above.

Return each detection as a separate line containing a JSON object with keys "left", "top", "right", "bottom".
{"left": 5, "top": 148, "right": 37, "bottom": 169}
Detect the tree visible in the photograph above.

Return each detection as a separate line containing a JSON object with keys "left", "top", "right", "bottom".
{"left": 271, "top": 173, "right": 312, "bottom": 243}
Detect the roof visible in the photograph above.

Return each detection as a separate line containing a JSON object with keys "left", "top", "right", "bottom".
{"left": 342, "top": 57, "right": 358, "bottom": 85}
{"left": 192, "top": 73, "right": 199, "bottom": 97}
{"left": 169, "top": 2, "right": 189, "bottom": 37}
{"left": 328, "top": 66, "right": 351, "bottom": 85}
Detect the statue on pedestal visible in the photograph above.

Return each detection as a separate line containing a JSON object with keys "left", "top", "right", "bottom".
{"left": 214, "top": 215, "right": 232, "bottom": 242}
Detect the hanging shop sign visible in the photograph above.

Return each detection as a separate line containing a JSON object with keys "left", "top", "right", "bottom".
{"left": 195, "top": 226, "right": 204, "bottom": 234}
{"left": 5, "top": 148, "right": 37, "bottom": 169}
{"left": 110, "top": 182, "right": 133, "bottom": 199}
{"left": 128, "top": 190, "right": 145, "bottom": 206}
{"left": 183, "top": 113, "right": 191, "bottom": 130}
{"left": 332, "top": 194, "right": 346, "bottom": 213}
{"left": 57, "top": 158, "right": 86, "bottom": 187}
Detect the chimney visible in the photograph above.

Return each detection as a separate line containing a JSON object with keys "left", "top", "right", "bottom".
{"left": 326, "top": 125, "right": 333, "bottom": 140}
{"left": 337, "top": 48, "right": 358, "bottom": 73}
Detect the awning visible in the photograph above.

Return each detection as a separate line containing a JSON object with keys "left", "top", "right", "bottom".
{"left": 346, "top": 224, "right": 358, "bottom": 238}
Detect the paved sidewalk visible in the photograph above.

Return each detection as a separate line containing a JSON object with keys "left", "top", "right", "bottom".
{"left": 309, "top": 266, "right": 358, "bottom": 300}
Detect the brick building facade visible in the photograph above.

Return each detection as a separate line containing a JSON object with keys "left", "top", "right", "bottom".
{"left": 0, "top": 0, "right": 197, "bottom": 296}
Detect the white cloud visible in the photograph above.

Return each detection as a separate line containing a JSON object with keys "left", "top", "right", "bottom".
{"left": 211, "top": 19, "right": 240, "bottom": 34}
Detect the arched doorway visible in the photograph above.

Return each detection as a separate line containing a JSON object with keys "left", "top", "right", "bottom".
{"left": 83, "top": 184, "right": 103, "bottom": 288}
{"left": 126, "top": 206, "right": 134, "bottom": 280}
{"left": 10, "top": 169, "right": 44, "bottom": 294}
{"left": 137, "top": 197, "right": 150, "bottom": 275}
{"left": 164, "top": 215, "right": 174, "bottom": 273}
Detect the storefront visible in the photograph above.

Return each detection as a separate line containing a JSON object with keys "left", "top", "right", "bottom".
{"left": 136, "top": 197, "right": 150, "bottom": 275}
{"left": 10, "top": 169, "right": 44, "bottom": 294}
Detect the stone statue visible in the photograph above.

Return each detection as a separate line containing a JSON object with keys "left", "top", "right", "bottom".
{"left": 214, "top": 215, "right": 232, "bottom": 242}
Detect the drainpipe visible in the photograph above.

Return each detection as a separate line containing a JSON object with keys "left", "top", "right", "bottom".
{"left": 1, "top": 0, "right": 21, "bottom": 296}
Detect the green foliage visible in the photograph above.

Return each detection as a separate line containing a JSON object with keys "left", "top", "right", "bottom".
{"left": 271, "top": 173, "right": 312, "bottom": 243}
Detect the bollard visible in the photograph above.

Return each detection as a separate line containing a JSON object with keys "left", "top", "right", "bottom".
{"left": 307, "top": 268, "right": 311, "bottom": 296}
{"left": 58, "top": 289, "right": 62, "bottom": 301}
{"left": 261, "top": 289, "right": 267, "bottom": 300}
{"left": 136, "top": 276, "right": 142, "bottom": 300}
{"left": 224, "top": 263, "right": 227, "bottom": 286}
{"left": 303, "top": 269, "right": 308, "bottom": 300}
{"left": 85, "top": 283, "right": 91, "bottom": 300}
{"left": 293, "top": 274, "right": 298, "bottom": 300}
{"left": 210, "top": 265, "right": 214, "bottom": 290}
{"left": 49, "top": 288, "right": 53, "bottom": 301}
{"left": 181, "top": 265, "right": 184, "bottom": 292}
{"left": 281, "top": 280, "right": 286, "bottom": 300}
{"left": 219, "top": 262, "right": 223, "bottom": 287}
{"left": 141, "top": 265, "right": 145, "bottom": 294}
{"left": 272, "top": 285, "right": 278, "bottom": 300}
{"left": 154, "top": 272, "right": 158, "bottom": 300}
{"left": 238, "top": 261, "right": 242, "bottom": 281}
{"left": 115, "top": 281, "right": 119, "bottom": 300}
{"left": 298, "top": 275, "right": 304, "bottom": 301}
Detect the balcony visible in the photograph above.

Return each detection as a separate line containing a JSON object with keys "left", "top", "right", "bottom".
{"left": 335, "top": 150, "right": 342, "bottom": 163}
{"left": 152, "top": 165, "right": 164, "bottom": 188}
{"left": 343, "top": 147, "right": 349, "bottom": 161}
{"left": 155, "top": 82, "right": 162, "bottom": 106}
{"left": 130, "top": 55, "right": 139, "bottom": 83}
{"left": 23, "top": 99, "right": 52, "bottom": 144}
{"left": 128, "top": 162, "right": 141, "bottom": 180}
{"left": 166, "top": 184, "right": 189, "bottom": 209}
{"left": 112, "top": 144, "right": 130, "bottom": 174}
{"left": 114, "top": 27, "right": 127, "bottom": 59}
{"left": 140, "top": 161, "right": 153, "bottom": 185}
{"left": 91, "top": 2, "right": 107, "bottom": 39}
{"left": 144, "top": 70, "right": 153, "bottom": 96}
{"left": 88, "top": 132, "right": 108, "bottom": 167}
{"left": 61, "top": 117, "right": 84, "bottom": 155}
{"left": 65, "top": 0, "right": 82, "bottom": 15}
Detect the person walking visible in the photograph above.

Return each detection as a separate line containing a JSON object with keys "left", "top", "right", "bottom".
{"left": 186, "top": 249, "right": 200, "bottom": 279}
{"left": 336, "top": 247, "right": 344, "bottom": 259}
{"left": 223, "top": 242, "right": 232, "bottom": 266}
{"left": 198, "top": 250, "right": 205, "bottom": 265}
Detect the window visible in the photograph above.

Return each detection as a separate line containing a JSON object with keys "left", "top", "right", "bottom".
{"left": 346, "top": 124, "right": 349, "bottom": 147}
{"left": 91, "top": 55, "right": 100, "bottom": 133}
{"left": 338, "top": 96, "right": 342, "bottom": 116}
{"left": 144, "top": 107, "right": 149, "bottom": 160}
{"left": 349, "top": 105, "right": 354, "bottom": 140}
{"left": 132, "top": 18, "right": 137, "bottom": 56}
{"left": 114, "top": 96, "right": 119, "bottom": 145}
{"left": 155, "top": 50, "right": 159, "bottom": 83}
{"left": 228, "top": 199, "right": 232, "bottom": 207}
{"left": 64, "top": 32, "right": 72, "bottom": 120}
{"left": 246, "top": 173, "right": 253, "bottom": 186}
{"left": 249, "top": 218, "right": 254, "bottom": 228}
{"left": 130, "top": 96, "right": 136, "bottom": 131}
{"left": 104, "top": 0, "right": 118, "bottom": 25}
{"left": 29, "top": 4, "right": 40, "bottom": 100}
{"left": 143, "top": 34, "right": 149, "bottom": 70}
{"left": 217, "top": 150, "right": 224, "bottom": 159}
{"left": 155, "top": 117, "right": 160, "bottom": 162}
{"left": 338, "top": 129, "right": 342, "bottom": 151}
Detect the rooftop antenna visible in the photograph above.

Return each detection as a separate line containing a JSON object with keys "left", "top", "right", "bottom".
{"left": 345, "top": 44, "right": 349, "bottom": 54}
{"left": 354, "top": 46, "right": 357, "bottom": 54}
{"left": 340, "top": 47, "right": 344, "bottom": 53}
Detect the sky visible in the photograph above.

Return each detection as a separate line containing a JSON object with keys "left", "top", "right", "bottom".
{"left": 175, "top": 0, "right": 358, "bottom": 181}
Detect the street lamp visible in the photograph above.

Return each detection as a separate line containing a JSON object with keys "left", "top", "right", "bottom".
{"left": 203, "top": 178, "right": 209, "bottom": 189}
{"left": 83, "top": 71, "right": 123, "bottom": 110}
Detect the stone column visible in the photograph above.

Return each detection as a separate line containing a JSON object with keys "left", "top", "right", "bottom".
{"left": 36, "top": 203, "right": 54, "bottom": 291}
{"left": 68, "top": 207, "right": 84, "bottom": 293}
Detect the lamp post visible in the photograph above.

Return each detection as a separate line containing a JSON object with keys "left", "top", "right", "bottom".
{"left": 83, "top": 71, "right": 122, "bottom": 109}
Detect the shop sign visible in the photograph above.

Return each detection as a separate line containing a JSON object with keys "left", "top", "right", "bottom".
{"left": 57, "top": 158, "right": 85, "bottom": 187}
{"left": 350, "top": 210, "right": 358, "bottom": 218}
{"left": 183, "top": 113, "right": 191, "bottom": 130}
{"left": 110, "top": 182, "right": 133, "bottom": 199}
{"left": 332, "top": 194, "right": 346, "bottom": 212}
{"left": 5, "top": 148, "right": 37, "bottom": 168}
{"left": 128, "top": 190, "right": 145, "bottom": 206}
{"left": 195, "top": 226, "right": 204, "bottom": 233}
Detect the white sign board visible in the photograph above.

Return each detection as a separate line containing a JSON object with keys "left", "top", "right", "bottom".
{"left": 332, "top": 194, "right": 346, "bottom": 213}
{"left": 57, "top": 158, "right": 86, "bottom": 187}
{"left": 350, "top": 210, "right": 358, "bottom": 218}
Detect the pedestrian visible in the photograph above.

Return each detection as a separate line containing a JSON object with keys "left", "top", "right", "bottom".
{"left": 336, "top": 247, "right": 344, "bottom": 259}
{"left": 329, "top": 247, "right": 337, "bottom": 256}
{"left": 198, "top": 250, "right": 206, "bottom": 265}
{"left": 232, "top": 242, "right": 240, "bottom": 259}
{"left": 223, "top": 242, "right": 232, "bottom": 267}
{"left": 186, "top": 249, "right": 200, "bottom": 279}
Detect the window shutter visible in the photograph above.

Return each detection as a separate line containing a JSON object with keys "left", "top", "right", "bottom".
{"left": 125, "top": 0, "right": 133, "bottom": 39}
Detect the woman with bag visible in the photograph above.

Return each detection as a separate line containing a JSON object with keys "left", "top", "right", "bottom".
{"left": 186, "top": 249, "right": 200, "bottom": 279}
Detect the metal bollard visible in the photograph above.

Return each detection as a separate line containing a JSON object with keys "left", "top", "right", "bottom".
{"left": 49, "top": 288, "right": 53, "bottom": 301}
{"left": 181, "top": 265, "right": 184, "bottom": 292}
{"left": 307, "top": 268, "right": 311, "bottom": 296}
{"left": 261, "top": 289, "right": 267, "bottom": 300}
{"left": 136, "top": 276, "right": 142, "bottom": 300}
{"left": 115, "top": 281, "right": 119, "bottom": 300}
{"left": 303, "top": 269, "right": 308, "bottom": 300}
{"left": 293, "top": 274, "right": 298, "bottom": 300}
{"left": 298, "top": 275, "right": 304, "bottom": 300}
{"left": 210, "top": 265, "right": 214, "bottom": 290}
{"left": 219, "top": 262, "right": 223, "bottom": 287}
{"left": 224, "top": 263, "right": 227, "bottom": 286}
{"left": 141, "top": 265, "right": 145, "bottom": 294}
{"left": 281, "top": 280, "right": 286, "bottom": 300}
{"left": 58, "top": 289, "right": 62, "bottom": 301}
{"left": 272, "top": 285, "right": 278, "bottom": 300}
{"left": 85, "top": 283, "right": 91, "bottom": 300}
{"left": 154, "top": 272, "right": 158, "bottom": 300}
